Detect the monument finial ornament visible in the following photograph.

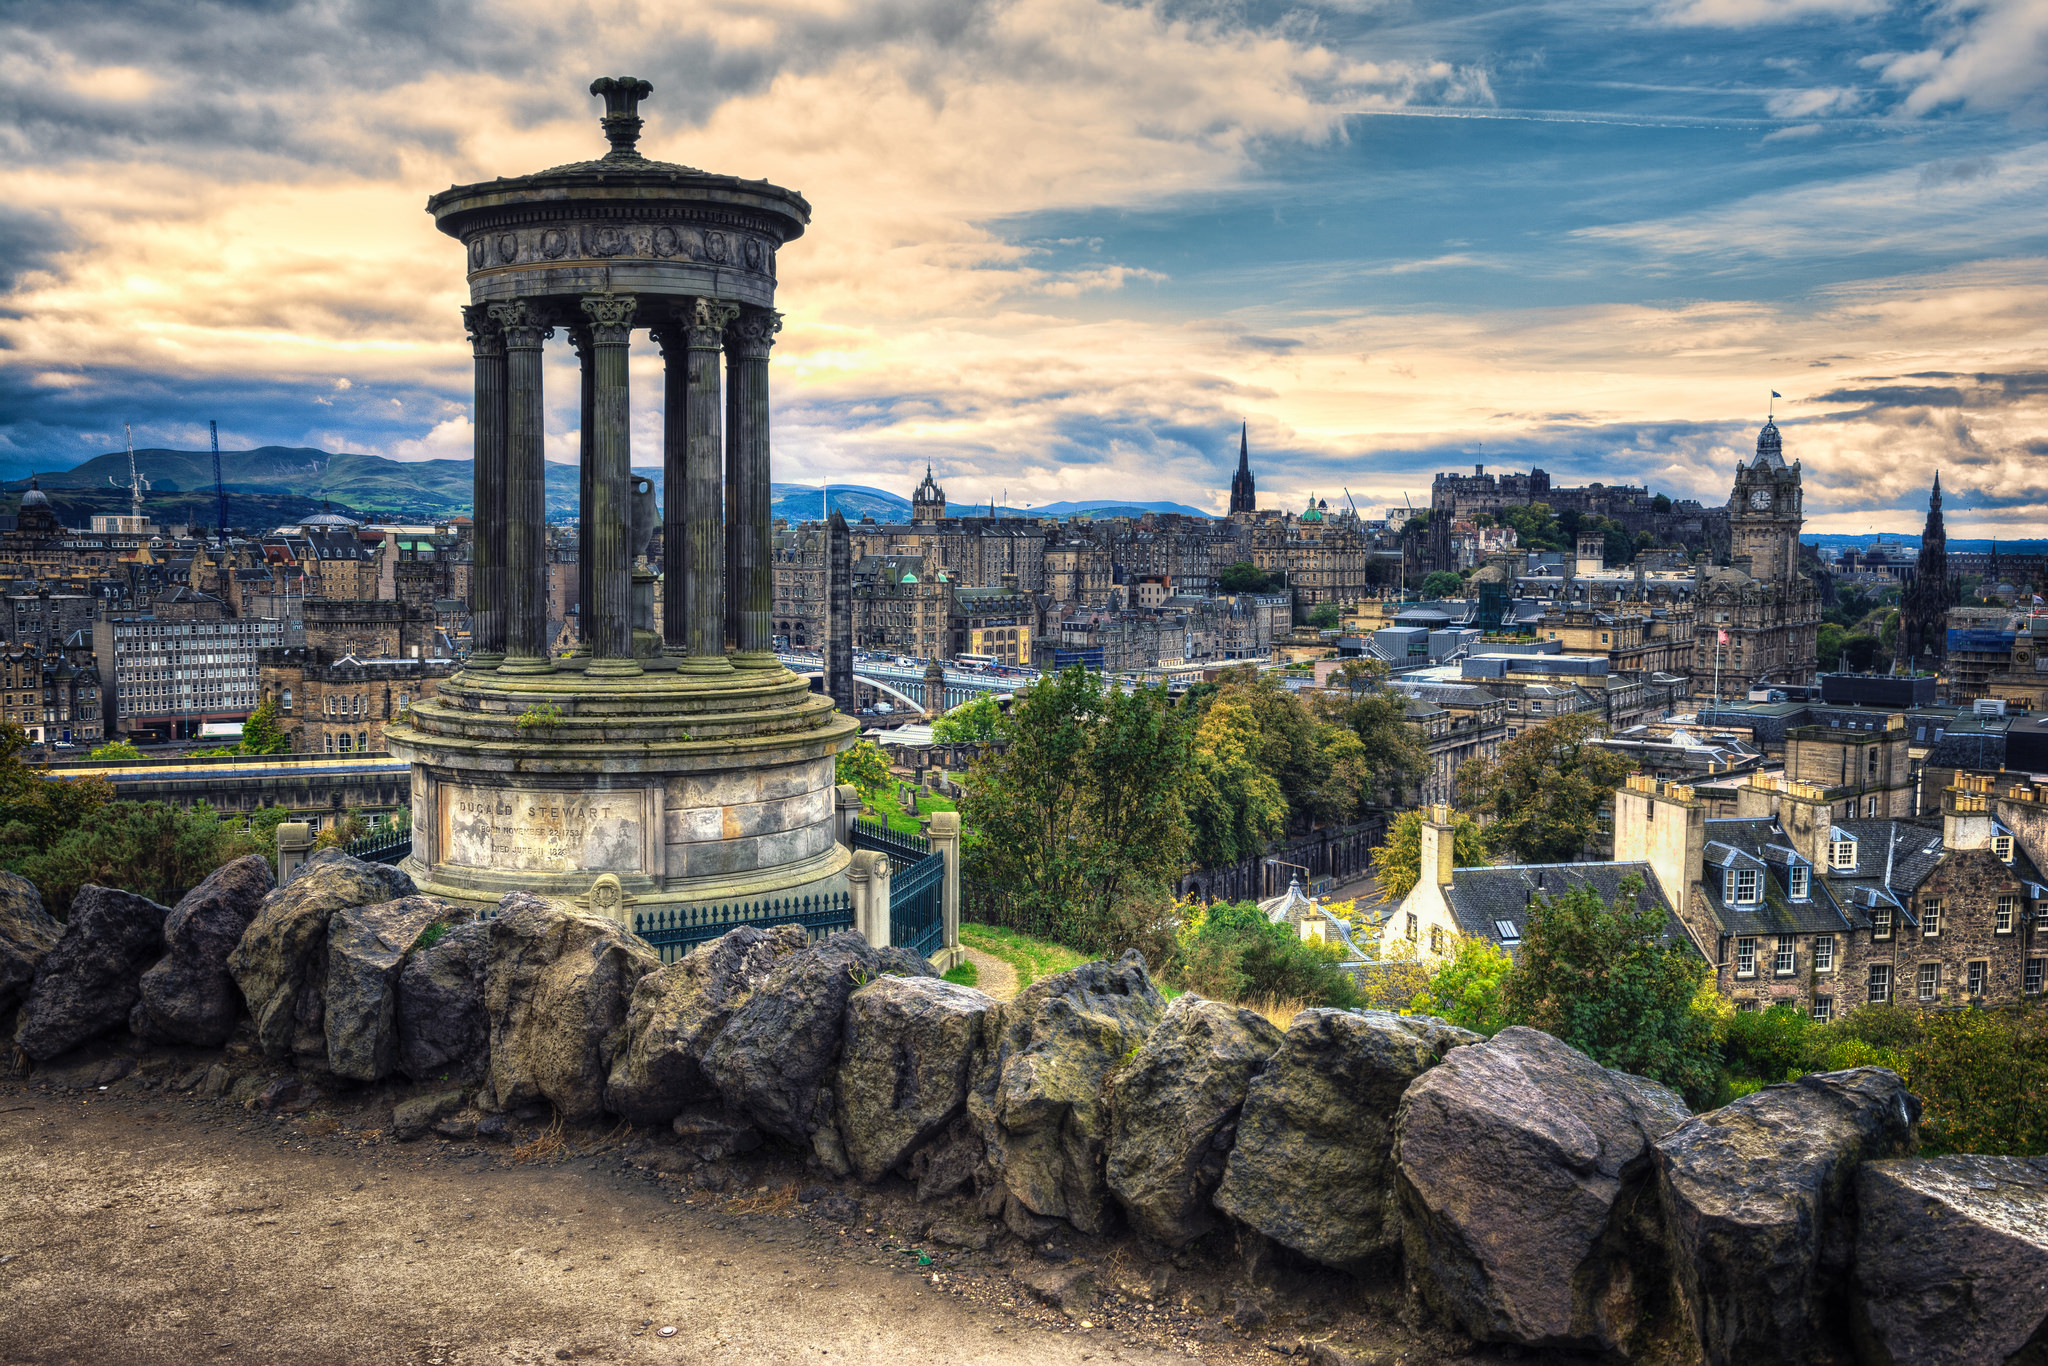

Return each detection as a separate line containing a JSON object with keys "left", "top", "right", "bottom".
{"left": 589, "top": 76, "right": 654, "bottom": 160}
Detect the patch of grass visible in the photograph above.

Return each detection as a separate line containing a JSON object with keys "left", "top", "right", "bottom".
{"left": 1248, "top": 997, "right": 1314, "bottom": 1031}
{"left": 941, "top": 958, "right": 980, "bottom": 987}
{"left": 959, "top": 922, "right": 1091, "bottom": 990}
{"left": 879, "top": 779, "right": 960, "bottom": 835}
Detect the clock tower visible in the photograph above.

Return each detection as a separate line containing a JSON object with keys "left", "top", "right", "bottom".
{"left": 1729, "top": 417, "right": 1803, "bottom": 580}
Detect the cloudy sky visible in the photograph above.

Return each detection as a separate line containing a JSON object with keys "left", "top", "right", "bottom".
{"left": 2, "top": 0, "right": 2043, "bottom": 533}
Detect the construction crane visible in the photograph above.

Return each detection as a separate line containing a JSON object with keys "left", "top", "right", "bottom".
{"left": 209, "top": 420, "right": 229, "bottom": 541}
{"left": 118, "top": 423, "right": 149, "bottom": 522}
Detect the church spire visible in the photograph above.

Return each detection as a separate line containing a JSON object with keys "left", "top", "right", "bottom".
{"left": 1227, "top": 421, "right": 1257, "bottom": 516}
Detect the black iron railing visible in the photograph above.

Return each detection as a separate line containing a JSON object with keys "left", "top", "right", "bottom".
{"left": 342, "top": 828, "right": 412, "bottom": 865}
{"left": 632, "top": 893, "right": 856, "bottom": 963}
{"left": 889, "top": 850, "right": 946, "bottom": 959}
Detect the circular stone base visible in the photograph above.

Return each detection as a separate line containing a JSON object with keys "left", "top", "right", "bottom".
{"left": 383, "top": 655, "right": 859, "bottom": 914}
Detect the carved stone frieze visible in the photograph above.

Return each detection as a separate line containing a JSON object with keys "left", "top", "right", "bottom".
{"left": 464, "top": 223, "right": 776, "bottom": 275}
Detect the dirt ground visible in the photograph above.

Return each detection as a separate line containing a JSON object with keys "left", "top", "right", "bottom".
{"left": 958, "top": 948, "right": 1019, "bottom": 1002}
{"left": 0, "top": 1045, "right": 1486, "bottom": 1366}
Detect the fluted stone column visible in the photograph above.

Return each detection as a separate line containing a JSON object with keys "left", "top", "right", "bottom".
{"left": 582, "top": 294, "right": 639, "bottom": 675}
{"left": 462, "top": 304, "right": 507, "bottom": 670}
{"left": 489, "top": 298, "right": 554, "bottom": 673}
{"left": 725, "top": 306, "right": 780, "bottom": 668}
{"left": 657, "top": 298, "right": 739, "bottom": 671}
{"left": 571, "top": 322, "right": 596, "bottom": 655}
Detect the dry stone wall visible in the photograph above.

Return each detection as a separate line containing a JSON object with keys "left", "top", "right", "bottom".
{"left": 5, "top": 847, "right": 2044, "bottom": 1366}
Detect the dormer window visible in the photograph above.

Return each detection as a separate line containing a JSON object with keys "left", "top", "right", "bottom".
{"left": 1994, "top": 835, "right": 2014, "bottom": 863}
{"left": 1726, "top": 868, "right": 1761, "bottom": 904}
{"left": 1790, "top": 865, "right": 1810, "bottom": 900}
{"left": 1829, "top": 838, "right": 1858, "bottom": 870}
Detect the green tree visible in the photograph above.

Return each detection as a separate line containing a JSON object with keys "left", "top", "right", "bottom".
{"left": 1308, "top": 601, "right": 1342, "bottom": 630}
{"left": 1187, "top": 696, "right": 1288, "bottom": 867}
{"left": 962, "top": 667, "right": 1191, "bottom": 953}
{"left": 89, "top": 739, "right": 144, "bottom": 761}
{"left": 1419, "top": 571, "right": 1463, "bottom": 599}
{"left": 1410, "top": 936, "right": 1514, "bottom": 1035}
{"left": 0, "top": 722, "right": 113, "bottom": 877}
{"left": 835, "top": 739, "right": 894, "bottom": 806}
{"left": 1904, "top": 1008, "right": 2048, "bottom": 1156}
{"left": 1457, "top": 711, "right": 1633, "bottom": 864}
{"left": 1817, "top": 622, "right": 1847, "bottom": 670}
{"left": 1172, "top": 900, "right": 1361, "bottom": 1009}
{"left": 1218, "top": 561, "right": 1273, "bottom": 594}
{"left": 1651, "top": 493, "right": 1672, "bottom": 514}
{"left": 239, "top": 695, "right": 291, "bottom": 755}
{"left": 1315, "top": 662, "right": 1427, "bottom": 806}
{"left": 932, "top": 694, "right": 1006, "bottom": 745}
{"left": 1369, "top": 806, "right": 1489, "bottom": 902}
{"left": 1503, "top": 875, "right": 1718, "bottom": 1103}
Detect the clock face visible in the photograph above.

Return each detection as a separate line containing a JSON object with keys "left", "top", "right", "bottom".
{"left": 1749, "top": 489, "right": 1773, "bottom": 510}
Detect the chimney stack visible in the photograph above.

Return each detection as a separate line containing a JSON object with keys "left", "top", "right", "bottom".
{"left": 1418, "top": 803, "right": 1458, "bottom": 888}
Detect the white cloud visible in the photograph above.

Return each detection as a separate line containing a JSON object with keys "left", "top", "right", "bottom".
{"left": 1869, "top": 0, "right": 2048, "bottom": 117}
{"left": 1657, "top": 0, "right": 1888, "bottom": 27}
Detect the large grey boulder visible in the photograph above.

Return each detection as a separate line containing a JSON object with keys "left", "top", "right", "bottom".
{"left": 1394, "top": 1026, "right": 1691, "bottom": 1354}
{"left": 605, "top": 924, "right": 809, "bottom": 1125}
{"left": 131, "top": 854, "right": 273, "bottom": 1046}
{"left": 13, "top": 885, "right": 169, "bottom": 1061}
{"left": 395, "top": 920, "right": 492, "bottom": 1084}
{"left": 484, "top": 893, "right": 660, "bottom": 1124}
{"left": 701, "top": 930, "right": 936, "bottom": 1145}
{"left": 226, "top": 849, "right": 415, "bottom": 1060}
{"left": 325, "top": 896, "right": 465, "bottom": 1082}
{"left": 967, "top": 950, "right": 1165, "bottom": 1235}
{"left": 0, "top": 871, "right": 58, "bottom": 1025}
{"left": 1106, "top": 994, "right": 1284, "bottom": 1247}
{"left": 1655, "top": 1067, "right": 1919, "bottom": 1366}
{"left": 1213, "top": 1008, "right": 1479, "bottom": 1271}
{"left": 836, "top": 974, "right": 995, "bottom": 1184}
{"left": 1854, "top": 1154, "right": 2048, "bottom": 1366}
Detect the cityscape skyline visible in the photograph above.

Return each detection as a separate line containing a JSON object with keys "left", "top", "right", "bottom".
{"left": 1, "top": 1, "right": 2042, "bottom": 536}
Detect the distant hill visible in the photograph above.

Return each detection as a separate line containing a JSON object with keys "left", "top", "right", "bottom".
{"left": 5, "top": 446, "right": 1212, "bottom": 530}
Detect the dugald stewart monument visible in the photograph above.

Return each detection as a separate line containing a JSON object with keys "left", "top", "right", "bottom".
{"left": 384, "top": 78, "right": 857, "bottom": 911}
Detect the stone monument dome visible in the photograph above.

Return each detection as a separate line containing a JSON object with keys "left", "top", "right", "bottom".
{"left": 20, "top": 478, "right": 49, "bottom": 509}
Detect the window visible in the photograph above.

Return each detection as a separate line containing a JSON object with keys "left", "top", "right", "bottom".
{"left": 1728, "top": 869, "right": 1760, "bottom": 904}
{"left": 1429, "top": 924, "right": 1444, "bottom": 954}
{"left": 1790, "top": 865, "right": 1810, "bottom": 900}
{"left": 1773, "top": 935, "right": 1795, "bottom": 975}
{"left": 1814, "top": 934, "right": 1835, "bottom": 972}
{"left": 1494, "top": 919, "right": 1520, "bottom": 944}
{"left": 1918, "top": 963, "right": 1940, "bottom": 1002}
{"left": 1405, "top": 912, "right": 1417, "bottom": 942}
{"left": 1994, "top": 835, "right": 2014, "bottom": 863}
{"left": 1923, "top": 900, "right": 1942, "bottom": 937}
{"left": 1998, "top": 896, "right": 2016, "bottom": 934}
{"left": 1735, "top": 936, "right": 1758, "bottom": 978}
{"left": 1967, "top": 961, "right": 1987, "bottom": 996}
{"left": 2028, "top": 959, "right": 2044, "bottom": 996}
{"left": 1868, "top": 964, "right": 1891, "bottom": 1003}
{"left": 1867, "top": 796, "right": 1879, "bottom": 817}
{"left": 1736, "top": 1000, "right": 1759, "bottom": 1012}
{"left": 1811, "top": 996, "right": 1833, "bottom": 1024}
{"left": 1873, "top": 906, "right": 1893, "bottom": 939}
{"left": 1830, "top": 838, "right": 1858, "bottom": 870}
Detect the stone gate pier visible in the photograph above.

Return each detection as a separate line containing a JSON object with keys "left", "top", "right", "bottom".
{"left": 385, "top": 78, "right": 858, "bottom": 913}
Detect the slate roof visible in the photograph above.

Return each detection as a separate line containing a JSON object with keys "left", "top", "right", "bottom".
{"left": 1699, "top": 817, "right": 1857, "bottom": 934}
{"left": 1442, "top": 861, "right": 1702, "bottom": 959}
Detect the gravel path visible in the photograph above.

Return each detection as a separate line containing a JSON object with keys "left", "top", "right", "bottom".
{"left": 961, "top": 947, "right": 1019, "bottom": 1002}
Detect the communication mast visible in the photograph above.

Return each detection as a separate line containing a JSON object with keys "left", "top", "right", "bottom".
{"left": 210, "top": 420, "right": 229, "bottom": 540}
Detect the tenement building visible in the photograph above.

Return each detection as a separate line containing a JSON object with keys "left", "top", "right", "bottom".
{"left": 259, "top": 598, "right": 456, "bottom": 754}
{"left": 94, "top": 611, "right": 286, "bottom": 742}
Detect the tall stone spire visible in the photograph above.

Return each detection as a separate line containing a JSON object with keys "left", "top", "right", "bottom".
{"left": 1900, "top": 472, "right": 1950, "bottom": 668}
{"left": 1227, "top": 422, "right": 1257, "bottom": 515}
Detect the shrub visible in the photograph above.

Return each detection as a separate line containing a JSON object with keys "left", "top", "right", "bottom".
{"left": 1902, "top": 1007, "right": 2048, "bottom": 1157}
{"left": 21, "top": 800, "right": 263, "bottom": 918}
{"left": 1172, "top": 900, "right": 1360, "bottom": 1010}
{"left": 1409, "top": 937, "right": 1513, "bottom": 1035}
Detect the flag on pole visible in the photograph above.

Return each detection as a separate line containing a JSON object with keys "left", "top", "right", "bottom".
{"left": 1772, "top": 391, "right": 1782, "bottom": 398}
{"left": 1718, "top": 629, "right": 1729, "bottom": 645}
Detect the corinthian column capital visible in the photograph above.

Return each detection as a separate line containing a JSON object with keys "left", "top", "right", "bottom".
{"left": 668, "top": 296, "right": 742, "bottom": 353}
{"left": 487, "top": 298, "right": 554, "bottom": 349}
{"left": 461, "top": 303, "right": 503, "bottom": 357}
{"left": 580, "top": 293, "right": 638, "bottom": 345}
{"left": 724, "top": 305, "right": 781, "bottom": 358}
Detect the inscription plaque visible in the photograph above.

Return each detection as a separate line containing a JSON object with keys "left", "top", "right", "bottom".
{"left": 443, "top": 787, "right": 643, "bottom": 873}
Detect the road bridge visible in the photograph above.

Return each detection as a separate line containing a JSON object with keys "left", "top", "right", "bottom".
{"left": 777, "top": 653, "right": 1035, "bottom": 713}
